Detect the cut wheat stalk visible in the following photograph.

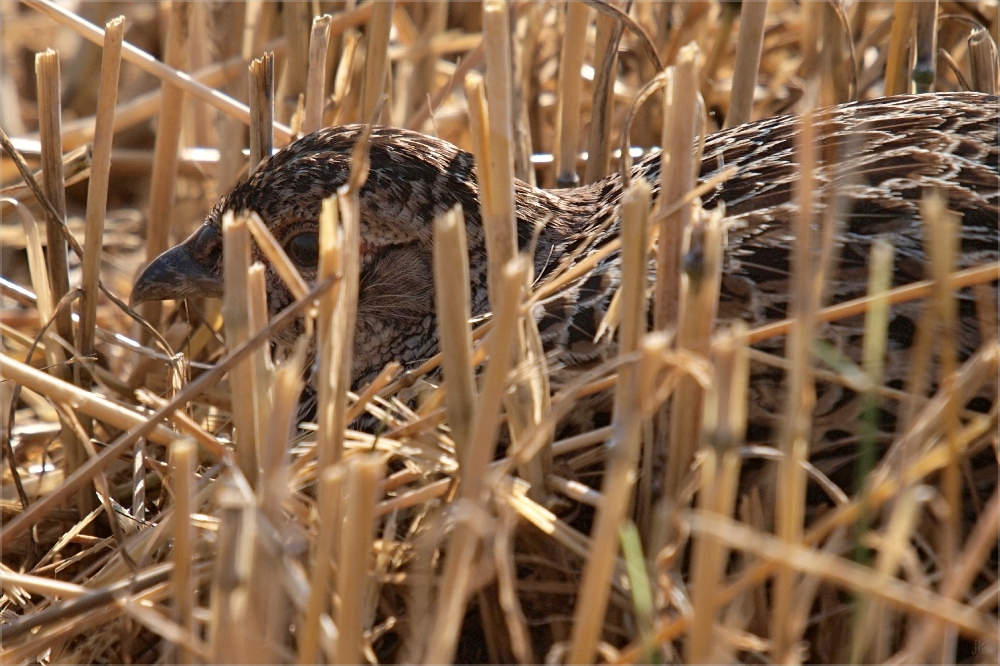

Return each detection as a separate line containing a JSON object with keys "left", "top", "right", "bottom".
{"left": 3, "top": 3, "right": 998, "bottom": 664}
{"left": 21, "top": 0, "right": 294, "bottom": 141}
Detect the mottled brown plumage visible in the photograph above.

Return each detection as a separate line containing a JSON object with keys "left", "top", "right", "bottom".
{"left": 133, "top": 92, "right": 999, "bottom": 446}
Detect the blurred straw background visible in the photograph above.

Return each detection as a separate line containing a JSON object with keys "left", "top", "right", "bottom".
{"left": 1, "top": 0, "right": 998, "bottom": 663}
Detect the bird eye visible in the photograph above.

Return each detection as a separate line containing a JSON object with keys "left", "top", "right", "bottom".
{"left": 285, "top": 231, "right": 319, "bottom": 268}
{"left": 193, "top": 224, "right": 223, "bottom": 267}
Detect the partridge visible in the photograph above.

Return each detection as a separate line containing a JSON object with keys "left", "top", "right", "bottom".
{"left": 133, "top": 92, "right": 999, "bottom": 447}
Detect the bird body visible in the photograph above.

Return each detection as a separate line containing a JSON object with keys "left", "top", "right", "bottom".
{"left": 133, "top": 92, "right": 999, "bottom": 444}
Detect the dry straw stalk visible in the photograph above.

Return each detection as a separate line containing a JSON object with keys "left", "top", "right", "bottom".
{"left": 3, "top": 2, "right": 998, "bottom": 663}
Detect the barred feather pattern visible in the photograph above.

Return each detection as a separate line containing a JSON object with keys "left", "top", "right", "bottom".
{"left": 529, "top": 92, "right": 1000, "bottom": 446}
{"left": 141, "top": 92, "right": 999, "bottom": 450}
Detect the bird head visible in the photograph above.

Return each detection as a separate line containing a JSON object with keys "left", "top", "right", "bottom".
{"left": 132, "top": 125, "right": 491, "bottom": 383}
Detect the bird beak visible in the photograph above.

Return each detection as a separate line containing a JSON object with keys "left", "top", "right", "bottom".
{"left": 131, "top": 224, "right": 225, "bottom": 306}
